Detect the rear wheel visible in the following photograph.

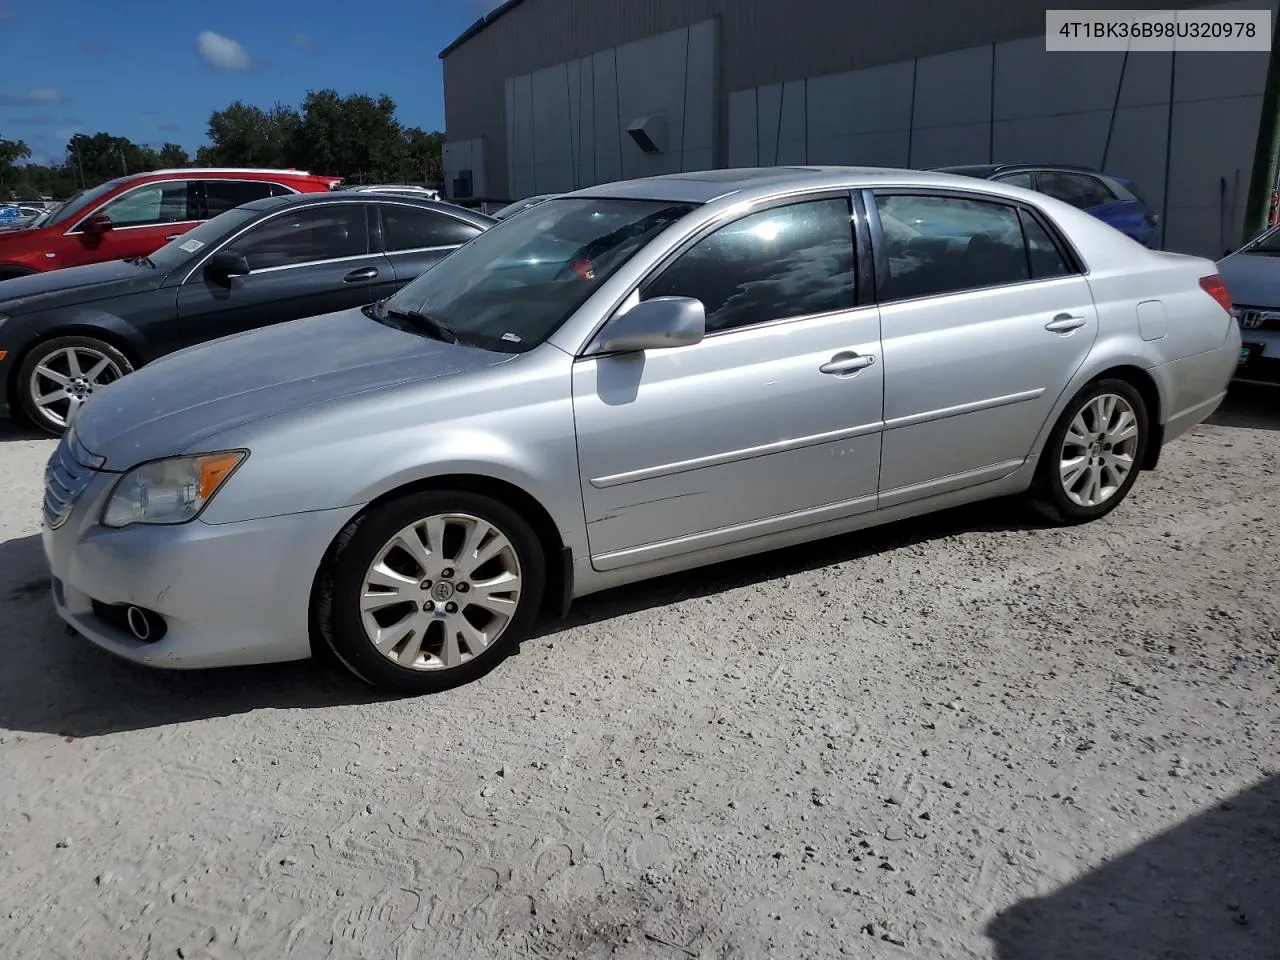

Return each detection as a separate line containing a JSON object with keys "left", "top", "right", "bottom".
{"left": 15, "top": 335, "right": 133, "bottom": 436}
{"left": 1028, "top": 378, "right": 1149, "bottom": 524}
{"left": 316, "top": 490, "right": 546, "bottom": 694}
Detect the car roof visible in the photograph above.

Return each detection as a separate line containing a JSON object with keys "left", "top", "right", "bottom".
{"left": 934, "top": 162, "right": 1124, "bottom": 179}
{"left": 237, "top": 191, "right": 497, "bottom": 224}
{"left": 94, "top": 168, "right": 339, "bottom": 191}
{"left": 563, "top": 165, "right": 995, "bottom": 205}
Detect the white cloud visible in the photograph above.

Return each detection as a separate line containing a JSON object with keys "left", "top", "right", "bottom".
{"left": 0, "top": 87, "right": 66, "bottom": 106}
{"left": 196, "top": 31, "right": 251, "bottom": 71}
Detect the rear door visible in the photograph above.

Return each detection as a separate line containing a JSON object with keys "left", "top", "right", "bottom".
{"left": 868, "top": 188, "right": 1099, "bottom": 503}
{"left": 376, "top": 201, "right": 485, "bottom": 293}
{"left": 174, "top": 202, "right": 392, "bottom": 346}
{"left": 66, "top": 179, "right": 200, "bottom": 266}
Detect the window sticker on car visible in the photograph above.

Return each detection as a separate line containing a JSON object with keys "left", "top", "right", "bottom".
{"left": 501, "top": 332, "right": 522, "bottom": 342}
{"left": 179, "top": 239, "right": 205, "bottom": 253}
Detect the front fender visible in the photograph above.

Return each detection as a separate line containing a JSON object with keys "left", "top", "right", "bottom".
{"left": 197, "top": 359, "right": 588, "bottom": 558}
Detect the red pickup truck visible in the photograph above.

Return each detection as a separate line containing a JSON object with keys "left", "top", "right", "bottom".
{"left": 0, "top": 168, "right": 343, "bottom": 280}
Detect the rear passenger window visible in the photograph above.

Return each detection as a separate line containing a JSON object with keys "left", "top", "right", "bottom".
{"left": 873, "top": 194, "right": 1029, "bottom": 301}
{"left": 996, "top": 172, "right": 1035, "bottom": 189}
{"left": 381, "top": 205, "right": 482, "bottom": 251}
{"left": 203, "top": 180, "right": 277, "bottom": 216}
{"left": 641, "top": 197, "right": 856, "bottom": 333}
{"left": 1036, "top": 172, "right": 1115, "bottom": 210}
{"left": 1018, "top": 209, "right": 1072, "bottom": 279}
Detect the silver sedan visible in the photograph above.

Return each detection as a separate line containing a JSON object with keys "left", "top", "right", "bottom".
{"left": 41, "top": 166, "right": 1241, "bottom": 694}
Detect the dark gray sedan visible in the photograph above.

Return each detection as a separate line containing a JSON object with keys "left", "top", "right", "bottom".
{"left": 0, "top": 192, "right": 494, "bottom": 434}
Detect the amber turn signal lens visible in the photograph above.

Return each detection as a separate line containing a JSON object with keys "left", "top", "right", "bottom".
{"left": 196, "top": 451, "right": 246, "bottom": 500}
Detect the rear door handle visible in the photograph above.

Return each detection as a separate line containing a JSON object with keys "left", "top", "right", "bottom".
{"left": 164, "top": 234, "right": 182, "bottom": 241}
{"left": 344, "top": 267, "right": 379, "bottom": 283}
{"left": 819, "top": 352, "right": 876, "bottom": 375}
{"left": 1045, "top": 313, "right": 1087, "bottom": 333}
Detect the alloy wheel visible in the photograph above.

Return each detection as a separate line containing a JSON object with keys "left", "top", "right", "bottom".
{"left": 28, "top": 346, "right": 125, "bottom": 428}
{"left": 1058, "top": 392, "right": 1140, "bottom": 508}
{"left": 358, "top": 512, "right": 523, "bottom": 671}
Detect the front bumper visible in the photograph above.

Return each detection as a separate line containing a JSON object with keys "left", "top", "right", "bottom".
{"left": 41, "top": 465, "right": 353, "bottom": 670}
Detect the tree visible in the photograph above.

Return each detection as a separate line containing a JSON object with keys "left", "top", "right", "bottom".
{"left": 65, "top": 133, "right": 159, "bottom": 183}
{"left": 292, "top": 89, "right": 406, "bottom": 181}
{"left": 403, "top": 127, "right": 445, "bottom": 184}
{"left": 0, "top": 136, "right": 32, "bottom": 196}
{"left": 156, "top": 143, "right": 190, "bottom": 168}
{"left": 197, "top": 101, "right": 301, "bottom": 169}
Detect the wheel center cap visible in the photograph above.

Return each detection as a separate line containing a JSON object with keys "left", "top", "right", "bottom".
{"left": 430, "top": 581, "right": 455, "bottom": 603}
{"left": 1089, "top": 441, "right": 1102, "bottom": 457}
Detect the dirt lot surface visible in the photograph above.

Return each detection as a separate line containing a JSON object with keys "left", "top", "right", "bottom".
{"left": 1, "top": 390, "right": 1278, "bottom": 960}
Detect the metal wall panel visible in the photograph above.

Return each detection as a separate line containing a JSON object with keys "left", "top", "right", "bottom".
{"left": 442, "top": 0, "right": 1230, "bottom": 200}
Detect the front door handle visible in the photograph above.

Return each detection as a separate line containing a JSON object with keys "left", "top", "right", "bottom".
{"left": 164, "top": 234, "right": 182, "bottom": 241}
{"left": 819, "top": 351, "right": 876, "bottom": 375}
{"left": 1045, "top": 313, "right": 1087, "bottom": 333}
{"left": 344, "top": 267, "right": 379, "bottom": 283}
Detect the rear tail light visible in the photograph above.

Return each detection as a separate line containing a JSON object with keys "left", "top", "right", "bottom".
{"left": 1199, "top": 273, "right": 1232, "bottom": 314}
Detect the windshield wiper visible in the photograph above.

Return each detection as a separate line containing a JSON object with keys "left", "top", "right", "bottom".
{"left": 378, "top": 302, "right": 459, "bottom": 344}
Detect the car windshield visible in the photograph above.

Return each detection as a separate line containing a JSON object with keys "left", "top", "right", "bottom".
{"left": 135, "top": 208, "right": 258, "bottom": 272}
{"left": 40, "top": 180, "right": 123, "bottom": 228}
{"left": 375, "top": 196, "right": 697, "bottom": 352}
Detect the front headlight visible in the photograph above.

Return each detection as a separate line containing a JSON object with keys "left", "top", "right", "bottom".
{"left": 101, "top": 450, "right": 247, "bottom": 528}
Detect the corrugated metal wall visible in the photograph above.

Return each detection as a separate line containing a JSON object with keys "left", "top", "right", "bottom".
{"left": 442, "top": 0, "right": 1226, "bottom": 199}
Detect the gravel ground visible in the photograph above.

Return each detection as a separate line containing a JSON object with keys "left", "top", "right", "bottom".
{"left": 1, "top": 390, "right": 1278, "bottom": 960}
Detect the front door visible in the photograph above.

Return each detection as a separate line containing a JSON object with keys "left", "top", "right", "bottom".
{"left": 175, "top": 202, "right": 390, "bottom": 346}
{"left": 68, "top": 179, "right": 202, "bottom": 267}
{"left": 868, "top": 189, "right": 1099, "bottom": 504}
{"left": 572, "top": 195, "right": 884, "bottom": 571}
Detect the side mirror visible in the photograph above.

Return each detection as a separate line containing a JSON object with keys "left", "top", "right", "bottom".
{"left": 591, "top": 296, "right": 705, "bottom": 355}
{"left": 82, "top": 213, "right": 113, "bottom": 235}
{"left": 205, "top": 250, "right": 251, "bottom": 281}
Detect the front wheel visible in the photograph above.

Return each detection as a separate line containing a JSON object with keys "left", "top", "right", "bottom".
{"left": 316, "top": 490, "right": 546, "bottom": 694}
{"left": 1028, "top": 378, "right": 1149, "bottom": 524}
{"left": 15, "top": 335, "right": 134, "bottom": 436}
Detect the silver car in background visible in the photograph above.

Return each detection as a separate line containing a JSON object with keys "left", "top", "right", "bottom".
{"left": 42, "top": 166, "right": 1240, "bottom": 694}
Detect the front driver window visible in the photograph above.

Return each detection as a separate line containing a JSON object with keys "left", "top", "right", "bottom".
{"left": 641, "top": 197, "right": 857, "bottom": 333}
{"left": 98, "top": 181, "right": 194, "bottom": 227}
{"left": 220, "top": 204, "right": 369, "bottom": 271}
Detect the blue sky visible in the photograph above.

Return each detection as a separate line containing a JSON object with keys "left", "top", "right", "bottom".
{"left": 0, "top": 0, "right": 502, "bottom": 164}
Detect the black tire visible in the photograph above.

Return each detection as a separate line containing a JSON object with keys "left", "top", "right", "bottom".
{"left": 0, "top": 267, "right": 37, "bottom": 282}
{"left": 316, "top": 489, "right": 546, "bottom": 695}
{"left": 15, "top": 335, "right": 134, "bottom": 437}
{"left": 1028, "top": 377, "right": 1149, "bottom": 525}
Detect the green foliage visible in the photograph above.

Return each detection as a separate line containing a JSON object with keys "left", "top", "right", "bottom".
{"left": 2, "top": 91, "right": 444, "bottom": 201}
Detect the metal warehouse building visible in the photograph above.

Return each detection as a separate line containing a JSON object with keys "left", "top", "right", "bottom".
{"left": 440, "top": 0, "right": 1279, "bottom": 258}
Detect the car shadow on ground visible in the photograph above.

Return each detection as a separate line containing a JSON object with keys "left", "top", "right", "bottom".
{"left": 0, "top": 533, "right": 389, "bottom": 738}
{"left": 0, "top": 495, "right": 1042, "bottom": 738}
{"left": 1210, "top": 384, "right": 1278, "bottom": 431}
{"left": 0, "top": 420, "right": 47, "bottom": 443}
{"left": 986, "top": 775, "right": 1280, "bottom": 959}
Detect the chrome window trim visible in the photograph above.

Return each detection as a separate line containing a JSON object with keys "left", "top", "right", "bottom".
{"left": 179, "top": 200, "right": 372, "bottom": 284}
{"left": 66, "top": 178, "right": 301, "bottom": 236}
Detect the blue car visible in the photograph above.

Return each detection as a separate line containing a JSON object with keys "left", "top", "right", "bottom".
{"left": 932, "top": 163, "right": 1160, "bottom": 249}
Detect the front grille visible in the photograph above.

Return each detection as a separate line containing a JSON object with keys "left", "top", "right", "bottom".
{"left": 42, "top": 436, "right": 95, "bottom": 529}
{"left": 1234, "top": 306, "right": 1280, "bottom": 332}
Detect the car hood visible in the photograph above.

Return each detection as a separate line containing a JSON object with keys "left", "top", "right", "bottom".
{"left": 1217, "top": 251, "right": 1280, "bottom": 308}
{"left": 0, "top": 258, "right": 166, "bottom": 313}
{"left": 72, "top": 307, "right": 514, "bottom": 470}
